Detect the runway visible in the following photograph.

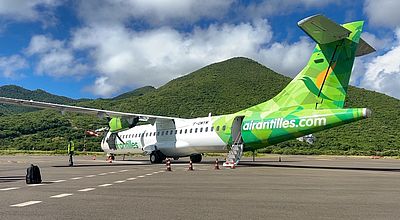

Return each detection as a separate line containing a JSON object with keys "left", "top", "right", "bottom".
{"left": 1, "top": 155, "right": 400, "bottom": 220}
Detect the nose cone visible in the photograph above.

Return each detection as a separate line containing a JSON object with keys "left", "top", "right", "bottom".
{"left": 363, "top": 108, "right": 372, "bottom": 118}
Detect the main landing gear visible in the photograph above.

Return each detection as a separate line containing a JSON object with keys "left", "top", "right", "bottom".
{"left": 107, "top": 154, "right": 115, "bottom": 161}
{"left": 190, "top": 154, "right": 202, "bottom": 163}
{"left": 150, "top": 151, "right": 166, "bottom": 164}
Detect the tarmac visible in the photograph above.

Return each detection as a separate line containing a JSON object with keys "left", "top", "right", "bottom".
{"left": 1, "top": 154, "right": 400, "bottom": 220}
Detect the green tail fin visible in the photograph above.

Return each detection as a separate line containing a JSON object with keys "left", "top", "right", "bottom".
{"left": 244, "top": 15, "right": 374, "bottom": 114}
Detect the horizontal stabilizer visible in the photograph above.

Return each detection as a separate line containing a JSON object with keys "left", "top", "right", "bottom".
{"left": 355, "top": 38, "right": 376, "bottom": 56}
{"left": 298, "top": 14, "right": 351, "bottom": 44}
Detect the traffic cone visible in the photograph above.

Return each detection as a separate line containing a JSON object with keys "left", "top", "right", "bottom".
{"left": 166, "top": 159, "right": 172, "bottom": 171}
{"left": 188, "top": 160, "right": 194, "bottom": 171}
{"left": 214, "top": 159, "right": 220, "bottom": 170}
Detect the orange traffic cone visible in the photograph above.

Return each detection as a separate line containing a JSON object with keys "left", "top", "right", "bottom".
{"left": 188, "top": 160, "right": 194, "bottom": 171}
{"left": 214, "top": 159, "right": 220, "bottom": 170}
{"left": 166, "top": 159, "right": 172, "bottom": 171}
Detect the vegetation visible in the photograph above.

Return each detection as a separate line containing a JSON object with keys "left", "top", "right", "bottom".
{"left": 0, "top": 57, "right": 399, "bottom": 155}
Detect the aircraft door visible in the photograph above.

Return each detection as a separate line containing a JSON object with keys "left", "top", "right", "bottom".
{"left": 231, "top": 116, "right": 244, "bottom": 145}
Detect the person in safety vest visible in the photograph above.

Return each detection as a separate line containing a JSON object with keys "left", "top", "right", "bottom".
{"left": 67, "top": 138, "right": 75, "bottom": 167}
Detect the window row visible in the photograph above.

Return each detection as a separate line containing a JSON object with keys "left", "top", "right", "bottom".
{"left": 120, "top": 125, "right": 227, "bottom": 139}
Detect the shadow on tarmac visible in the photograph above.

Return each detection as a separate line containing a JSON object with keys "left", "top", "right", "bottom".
{"left": 239, "top": 161, "right": 400, "bottom": 172}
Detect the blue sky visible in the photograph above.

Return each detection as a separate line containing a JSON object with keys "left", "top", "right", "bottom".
{"left": 0, "top": 0, "right": 399, "bottom": 99}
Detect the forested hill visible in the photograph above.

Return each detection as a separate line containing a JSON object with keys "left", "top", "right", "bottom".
{"left": 0, "top": 57, "right": 399, "bottom": 155}
{"left": 0, "top": 85, "right": 77, "bottom": 115}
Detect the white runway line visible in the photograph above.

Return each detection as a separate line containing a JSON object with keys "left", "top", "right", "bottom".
{"left": 145, "top": 173, "right": 153, "bottom": 176}
{"left": 98, "top": 183, "right": 112, "bottom": 187}
{"left": 50, "top": 193, "right": 73, "bottom": 198}
{"left": 28, "top": 184, "right": 44, "bottom": 187}
{"left": 108, "top": 171, "right": 116, "bottom": 174}
{"left": 85, "top": 175, "right": 96, "bottom": 178}
{"left": 51, "top": 180, "right": 66, "bottom": 183}
{"left": 137, "top": 175, "right": 145, "bottom": 178}
{"left": 71, "top": 177, "right": 83, "bottom": 180}
{"left": 10, "top": 201, "right": 42, "bottom": 207}
{"left": 78, "top": 188, "right": 95, "bottom": 192}
{"left": 98, "top": 173, "right": 107, "bottom": 176}
{"left": 114, "top": 180, "right": 126, "bottom": 184}
{"left": 126, "top": 177, "right": 136, "bottom": 181}
{"left": 118, "top": 170, "right": 128, "bottom": 172}
{"left": 0, "top": 187, "right": 20, "bottom": 191}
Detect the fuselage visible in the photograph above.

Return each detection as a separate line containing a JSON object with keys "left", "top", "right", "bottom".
{"left": 101, "top": 107, "right": 370, "bottom": 157}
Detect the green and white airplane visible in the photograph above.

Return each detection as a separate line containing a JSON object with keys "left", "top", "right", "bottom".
{"left": 0, "top": 15, "right": 374, "bottom": 166}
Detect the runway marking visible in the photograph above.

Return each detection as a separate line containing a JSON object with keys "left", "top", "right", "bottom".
{"left": 127, "top": 177, "right": 136, "bottom": 181}
{"left": 51, "top": 180, "right": 66, "bottom": 183}
{"left": 145, "top": 173, "right": 153, "bottom": 176}
{"left": 10, "top": 201, "right": 42, "bottom": 207}
{"left": 98, "top": 183, "right": 112, "bottom": 187}
{"left": 159, "top": 171, "right": 165, "bottom": 173}
{"left": 50, "top": 193, "right": 73, "bottom": 198}
{"left": 85, "top": 175, "right": 96, "bottom": 178}
{"left": 71, "top": 177, "right": 83, "bottom": 180}
{"left": 28, "top": 184, "right": 44, "bottom": 187}
{"left": 108, "top": 171, "right": 116, "bottom": 174}
{"left": 118, "top": 170, "right": 128, "bottom": 173}
{"left": 78, "top": 188, "right": 95, "bottom": 192}
{"left": 98, "top": 173, "right": 107, "bottom": 176}
{"left": 137, "top": 175, "right": 145, "bottom": 178}
{"left": 0, "top": 187, "right": 20, "bottom": 191}
{"left": 114, "top": 180, "right": 126, "bottom": 183}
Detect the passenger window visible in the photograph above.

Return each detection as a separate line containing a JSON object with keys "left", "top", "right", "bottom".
{"left": 200, "top": 127, "right": 203, "bottom": 132}
{"left": 174, "top": 130, "right": 177, "bottom": 134}
{"left": 216, "top": 126, "right": 220, "bottom": 131}
{"left": 170, "top": 130, "right": 173, "bottom": 135}
{"left": 190, "top": 128, "right": 193, "bottom": 133}
{"left": 211, "top": 127, "right": 214, "bottom": 131}
{"left": 185, "top": 129, "right": 187, "bottom": 134}
{"left": 195, "top": 128, "right": 198, "bottom": 133}
{"left": 222, "top": 125, "right": 226, "bottom": 131}
{"left": 205, "top": 127, "right": 208, "bottom": 132}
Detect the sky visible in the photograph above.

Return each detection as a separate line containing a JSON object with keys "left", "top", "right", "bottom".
{"left": 0, "top": 0, "right": 399, "bottom": 100}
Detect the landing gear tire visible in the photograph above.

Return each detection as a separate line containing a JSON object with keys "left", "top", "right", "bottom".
{"left": 150, "top": 151, "right": 166, "bottom": 164}
{"left": 173, "top": 157, "right": 179, "bottom": 161}
{"left": 107, "top": 154, "right": 115, "bottom": 161}
{"left": 190, "top": 154, "right": 202, "bottom": 163}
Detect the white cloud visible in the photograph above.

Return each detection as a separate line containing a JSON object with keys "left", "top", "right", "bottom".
{"left": 257, "top": 37, "right": 314, "bottom": 77}
{"left": 77, "top": 0, "right": 234, "bottom": 25}
{"left": 356, "top": 29, "right": 400, "bottom": 99}
{"left": 364, "top": 0, "right": 400, "bottom": 28}
{"left": 72, "top": 20, "right": 276, "bottom": 97}
{"left": 0, "top": 0, "right": 59, "bottom": 21}
{"left": 0, "top": 55, "right": 28, "bottom": 78}
{"left": 26, "top": 35, "right": 89, "bottom": 77}
{"left": 240, "top": 0, "right": 338, "bottom": 18}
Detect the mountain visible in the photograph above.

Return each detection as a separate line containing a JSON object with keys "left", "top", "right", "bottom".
{"left": 0, "top": 57, "right": 399, "bottom": 155}
{"left": 113, "top": 86, "right": 156, "bottom": 100}
{"left": 0, "top": 85, "right": 77, "bottom": 115}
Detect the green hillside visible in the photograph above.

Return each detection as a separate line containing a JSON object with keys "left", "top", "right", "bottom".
{"left": 113, "top": 86, "right": 156, "bottom": 100}
{"left": 0, "top": 85, "right": 77, "bottom": 116}
{"left": 0, "top": 57, "right": 399, "bottom": 155}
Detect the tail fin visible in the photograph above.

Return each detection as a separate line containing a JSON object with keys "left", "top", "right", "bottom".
{"left": 266, "top": 15, "right": 373, "bottom": 110}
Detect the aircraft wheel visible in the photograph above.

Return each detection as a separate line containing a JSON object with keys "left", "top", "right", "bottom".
{"left": 173, "top": 157, "right": 179, "bottom": 160}
{"left": 150, "top": 153, "right": 158, "bottom": 164}
{"left": 190, "top": 154, "right": 202, "bottom": 163}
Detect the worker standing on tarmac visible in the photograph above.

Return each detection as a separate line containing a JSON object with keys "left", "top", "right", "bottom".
{"left": 67, "top": 138, "right": 75, "bottom": 167}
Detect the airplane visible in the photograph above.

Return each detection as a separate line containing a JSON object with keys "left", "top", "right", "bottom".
{"left": 0, "top": 14, "right": 375, "bottom": 166}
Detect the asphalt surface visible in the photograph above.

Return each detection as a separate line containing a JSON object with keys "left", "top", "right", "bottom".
{"left": 1, "top": 155, "right": 400, "bottom": 220}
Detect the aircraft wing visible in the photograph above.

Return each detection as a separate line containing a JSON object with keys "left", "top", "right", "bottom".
{"left": 0, "top": 96, "right": 179, "bottom": 121}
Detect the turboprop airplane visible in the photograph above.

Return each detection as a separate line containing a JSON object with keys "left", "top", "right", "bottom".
{"left": 0, "top": 15, "right": 374, "bottom": 166}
